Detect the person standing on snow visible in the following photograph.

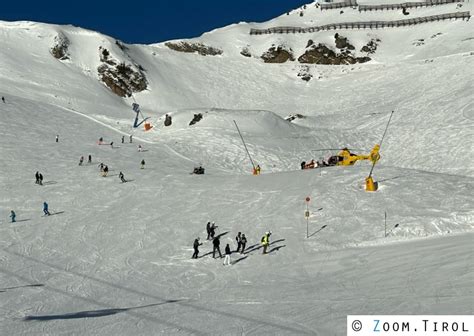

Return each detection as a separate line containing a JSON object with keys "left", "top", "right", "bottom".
{"left": 209, "top": 222, "right": 218, "bottom": 239}
{"left": 43, "top": 202, "right": 51, "bottom": 216}
{"left": 38, "top": 173, "right": 43, "bottom": 185}
{"left": 10, "top": 210, "right": 16, "bottom": 223}
{"left": 121, "top": 135, "right": 125, "bottom": 144}
{"left": 261, "top": 231, "right": 271, "bottom": 254}
{"left": 1, "top": 96, "right": 5, "bottom": 103}
{"left": 98, "top": 163, "right": 104, "bottom": 172}
{"left": 88, "top": 155, "right": 92, "bottom": 164}
{"left": 223, "top": 243, "right": 232, "bottom": 265}
{"left": 102, "top": 165, "right": 109, "bottom": 177}
{"left": 79, "top": 156, "right": 84, "bottom": 166}
{"left": 235, "top": 232, "right": 242, "bottom": 252}
{"left": 119, "top": 171, "right": 126, "bottom": 183}
{"left": 55, "top": 135, "right": 59, "bottom": 143}
{"left": 35, "top": 171, "right": 40, "bottom": 184}
{"left": 192, "top": 237, "right": 202, "bottom": 259}
{"left": 140, "top": 159, "right": 145, "bottom": 169}
{"left": 240, "top": 234, "right": 247, "bottom": 254}
{"left": 206, "top": 221, "right": 212, "bottom": 240}
{"left": 129, "top": 135, "right": 133, "bottom": 143}
{"left": 212, "top": 236, "right": 222, "bottom": 258}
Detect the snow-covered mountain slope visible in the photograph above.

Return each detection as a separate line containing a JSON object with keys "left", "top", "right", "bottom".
{"left": 0, "top": 1, "right": 473, "bottom": 335}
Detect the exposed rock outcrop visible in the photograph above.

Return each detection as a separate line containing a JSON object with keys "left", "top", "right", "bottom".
{"left": 50, "top": 32, "right": 70, "bottom": 60}
{"left": 298, "top": 36, "right": 371, "bottom": 65}
{"left": 240, "top": 47, "right": 251, "bottom": 57}
{"left": 97, "top": 47, "right": 147, "bottom": 97}
{"left": 189, "top": 113, "right": 203, "bottom": 126}
{"left": 360, "top": 38, "right": 380, "bottom": 54}
{"left": 297, "top": 65, "right": 312, "bottom": 82}
{"left": 261, "top": 45, "right": 295, "bottom": 63}
{"left": 334, "top": 33, "right": 355, "bottom": 50}
{"left": 165, "top": 41, "right": 223, "bottom": 56}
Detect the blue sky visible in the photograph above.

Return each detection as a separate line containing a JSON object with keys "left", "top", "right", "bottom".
{"left": 2, "top": 0, "right": 310, "bottom": 44}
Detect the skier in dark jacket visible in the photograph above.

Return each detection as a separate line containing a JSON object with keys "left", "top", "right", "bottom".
{"left": 140, "top": 159, "right": 145, "bottom": 169}
{"left": 235, "top": 232, "right": 242, "bottom": 252}
{"left": 206, "top": 221, "right": 212, "bottom": 240}
{"left": 10, "top": 210, "right": 16, "bottom": 223}
{"left": 35, "top": 171, "right": 40, "bottom": 184}
{"left": 240, "top": 234, "right": 247, "bottom": 254}
{"left": 209, "top": 222, "right": 217, "bottom": 239}
{"left": 39, "top": 173, "right": 43, "bottom": 185}
{"left": 119, "top": 171, "right": 126, "bottom": 183}
{"left": 212, "top": 236, "right": 222, "bottom": 258}
{"left": 88, "top": 155, "right": 92, "bottom": 164}
{"left": 192, "top": 238, "right": 202, "bottom": 259}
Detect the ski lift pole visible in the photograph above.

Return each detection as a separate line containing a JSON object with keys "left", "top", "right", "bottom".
{"left": 233, "top": 120, "right": 256, "bottom": 171}
{"left": 369, "top": 110, "right": 394, "bottom": 178}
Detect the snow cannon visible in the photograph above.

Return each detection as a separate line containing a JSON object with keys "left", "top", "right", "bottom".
{"left": 144, "top": 121, "right": 153, "bottom": 131}
{"left": 365, "top": 176, "right": 378, "bottom": 192}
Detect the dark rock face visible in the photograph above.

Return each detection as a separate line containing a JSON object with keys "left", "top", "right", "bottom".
{"left": 298, "top": 35, "right": 371, "bottom": 65}
{"left": 189, "top": 113, "right": 203, "bottom": 126}
{"left": 261, "top": 45, "right": 295, "bottom": 63}
{"left": 240, "top": 47, "right": 251, "bottom": 57}
{"left": 165, "top": 42, "right": 223, "bottom": 56}
{"left": 97, "top": 46, "right": 147, "bottom": 97}
{"left": 360, "top": 38, "right": 381, "bottom": 54}
{"left": 51, "top": 33, "right": 70, "bottom": 60}
{"left": 335, "top": 34, "right": 355, "bottom": 50}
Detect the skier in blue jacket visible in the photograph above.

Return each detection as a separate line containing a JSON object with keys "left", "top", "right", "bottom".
{"left": 43, "top": 202, "right": 50, "bottom": 216}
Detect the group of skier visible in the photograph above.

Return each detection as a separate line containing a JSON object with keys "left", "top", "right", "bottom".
{"left": 79, "top": 155, "right": 92, "bottom": 166}
{"left": 35, "top": 171, "right": 44, "bottom": 185}
{"left": 193, "top": 222, "right": 270, "bottom": 265}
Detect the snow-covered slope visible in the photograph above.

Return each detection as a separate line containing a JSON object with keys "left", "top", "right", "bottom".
{"left": 0, "top": 1, "right": 473, "bottom": 335}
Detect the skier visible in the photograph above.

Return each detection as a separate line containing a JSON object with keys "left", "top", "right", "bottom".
{"left": 88, "top": 154, "right": 92, "bottom": 164}
{"left": 10, "top": 210, "right": 16, "bottom": 223}
{"left": 43, "top": 202, "right": 51, "bottom": 216}
{"left": 55, "top": 135, "right": 59, "bottom": 143}
{"left": 121, "top": 135, "right": 124, "bottom": 144}
{"left": 102, "top": 165, "right": 109, "bottom": 177}
{"left": 223, "top": 244, "right": 232, "bottom": 266}
{"left": 129, "top": 135, "right": 133, "bottom": 143}
{"left": 192, "top": 237, "right": 202, "bottom": 259}
{"left": 209, "top": 222, "right": 218, "bottom": 239}
{"left": 119, "top": 171, "right": 126, "bottom": 183}
{"left": 140, "top": 159, "right": 145, "bottom": 169}
{"left": 206, "top": 221, "right": 212, "bottom": 240}
{"left": 240, "top": 234, "right": 247, "bottom": 254}
{"left": 256, "top": 165, "right": 261, "bottom": 175}
{"left": 301, "top": 161, "right": 306, "bottom": 170}
{"left": 110, "top": 142, "right": 114, "bottom": 148}
{"left": 99, "top": 137, "right": 103, "bottom": 144}
{"left": 79, "top": 156, "right": 84, "bottom": 166}
{"left": 212, "top": 236, "right": 222, "bottom": 258}
{"left": 39, "top": 173, "right": 43, "bottom": 185}
{"left": 261, "top": 231, "right": 271, "bottom": 254}
{"left": 98, "top": 163, "right": 104, "bottom": 172}
{"left": 138, "top": 144, "right": 142, "bottom": 152}
{"left": 35, "top": 171, "right": 40, "bottom": 184}
{"left": 235, "top": 232, "right": 242, "bottom": 252}
{"left": 1, "top": 96, "right": 5, "bottom": 103}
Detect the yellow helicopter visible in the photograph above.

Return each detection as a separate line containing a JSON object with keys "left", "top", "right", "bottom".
{"left": 303, "top": 144, "right": 380, "bottom": 169}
